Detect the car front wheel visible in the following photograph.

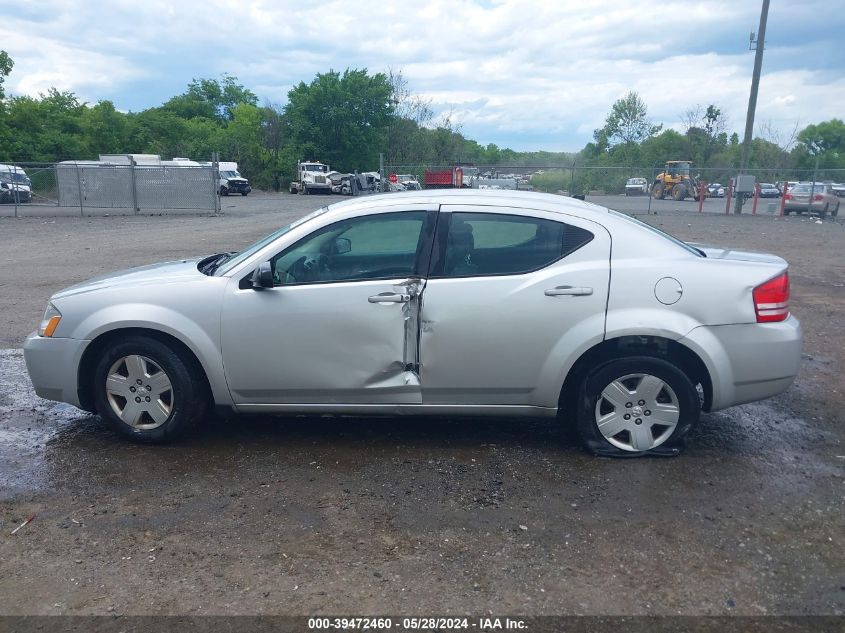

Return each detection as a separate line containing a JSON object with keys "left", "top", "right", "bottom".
{"left": 93, "top": 336, "right": 207, "bottom": 443}
{"left": 576, "top": 356, "right": 700, "bottom": 457}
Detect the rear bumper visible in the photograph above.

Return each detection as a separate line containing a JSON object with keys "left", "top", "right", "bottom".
{"left": 679, "top": 316, "right": 802, "bottom": 411}
{"left": 23, "top": 332, "right": 90, "bottom": 408}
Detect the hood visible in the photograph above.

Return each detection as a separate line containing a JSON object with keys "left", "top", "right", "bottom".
{"left": 52, "top": 258, "right": 204, "bottom": 300}
{"left": 225, "top": 176, "right": 248, "bottom": 182}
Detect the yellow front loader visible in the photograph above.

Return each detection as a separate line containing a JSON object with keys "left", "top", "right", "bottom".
{"left": 651, "top": 161, "right": 706, "bottom": 201}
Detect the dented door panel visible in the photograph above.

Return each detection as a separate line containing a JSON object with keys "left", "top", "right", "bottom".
{"left": 221, "top": 278, "right": 423, "bottom": 405}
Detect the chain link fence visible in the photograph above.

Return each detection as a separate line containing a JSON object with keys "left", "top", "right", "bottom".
{"left": 0, "top": 160, "right": 221, "bottom": 218}
{"left": 385, "top": 163, "right": 845, "bottom": 198}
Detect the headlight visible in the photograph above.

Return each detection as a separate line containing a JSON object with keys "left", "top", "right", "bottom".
{"left": 38, "top": 303, "right": 62, "bottom": 337}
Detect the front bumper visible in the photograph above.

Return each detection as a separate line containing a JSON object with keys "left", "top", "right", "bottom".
{"left": 23, "top": 332, "right": 90, "bottom": 408}
{"left": 679, "top": 316, "right": 802, "bottom": 411}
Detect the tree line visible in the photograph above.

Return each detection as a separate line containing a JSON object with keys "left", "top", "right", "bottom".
{"left": 0, "top": 50, "right": 842, "bottom": 192}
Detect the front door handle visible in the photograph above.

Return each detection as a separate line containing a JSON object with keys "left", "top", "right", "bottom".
{"left": 545, "top": 285, "right": 593, "bottom": 297}
{"left": 368, "top": 292, "right": 411, "bottom": 304}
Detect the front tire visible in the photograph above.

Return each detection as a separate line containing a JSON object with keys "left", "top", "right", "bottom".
{"left": 652, "top": 182, "right": 665, "bottom": 200}
{"left": 93, "top": 336, "right": 207, "bottom": 443}
{"left": 576, "top": 356, "right": 700, "bottom": 457}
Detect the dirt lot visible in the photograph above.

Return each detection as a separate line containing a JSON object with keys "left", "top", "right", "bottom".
{"left": 0, "top": 192, "right": 843, "bottom": 617}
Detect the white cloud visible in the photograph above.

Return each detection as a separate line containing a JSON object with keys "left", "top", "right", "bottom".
{"left": 2, "top": 0, "right": 843, "bottom": 150}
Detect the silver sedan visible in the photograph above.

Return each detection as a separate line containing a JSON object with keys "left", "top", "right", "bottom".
{"left": 24, "top": 190, "right": 802, "bottom": 456}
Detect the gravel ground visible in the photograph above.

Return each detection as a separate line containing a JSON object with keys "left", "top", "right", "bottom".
{"left": 0, "top": 191, "right": 842, "bottom": 616}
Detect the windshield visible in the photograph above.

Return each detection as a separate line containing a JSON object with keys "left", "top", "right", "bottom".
{"left": 220, "top": 170, "right": 241, "bottom": 179}
{"left": 303, "top": 164, "right": 327, "bottom": 172}
{"left": 214, "top": 207, "right": 330, "bottom": 276}
{"left": 609, "top": 209, "right": 703, "bottom": 257}
{"left": 1, "top": 171, "right": 27, "bottom": 184}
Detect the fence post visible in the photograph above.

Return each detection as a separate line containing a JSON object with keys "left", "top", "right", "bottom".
{"left": 211, "top": 152, "right": 221, "bottom": 214}
{"left": 698, "top": 182, "right": 706, "bottom": 213}
{"left": 725, "top": 178, "right": 733, "bottom": 215}
{"left": 130, "top": 157, "right": 140, "bottom": 214}
{"left": 75, "top": 162, "right": 84, "bottom": 216}
{"left": 779, "top": 183, "right": 787, "bottom": 216}
{"left": 752, "top": 183, "right": 760, "bottom": 215}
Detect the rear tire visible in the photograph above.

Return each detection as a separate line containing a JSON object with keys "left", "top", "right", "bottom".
{"left": 671, "top": 184, "right": 686, "bottom": 201}
{"left": 652, "top": 182, "right": 665, "bottom": 200}
{"left": 93, "top": 336, "right": 208, "bottom": 444}
{"left": 575, "top": 356, "right": 700, "bottom": 457}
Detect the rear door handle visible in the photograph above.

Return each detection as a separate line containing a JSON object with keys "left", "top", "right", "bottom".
{"left": 545, "top": 285, "right": 593, "bottom": 297}
{"left": 368, "top": 292, "right": 411, "bottom": 304}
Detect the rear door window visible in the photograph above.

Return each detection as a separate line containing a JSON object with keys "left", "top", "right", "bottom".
{"left": 434, "top": 212, "right": 593, "bottom": 278}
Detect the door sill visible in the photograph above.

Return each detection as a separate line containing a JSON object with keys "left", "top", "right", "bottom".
{"left": 234, "top": 403, "right": 558, "bottom": 418}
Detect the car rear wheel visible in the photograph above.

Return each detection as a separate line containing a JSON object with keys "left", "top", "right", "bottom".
{"left": 576, "top": 356, "right": 700, "bottom": 456}
{"left": 93, "top": 336, "right": 207, "bottom": 443}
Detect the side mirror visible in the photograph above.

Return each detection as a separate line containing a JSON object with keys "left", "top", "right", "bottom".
{"left": 333, "top": 237, "right": 351, "bottom": 255}
{"left": 251, "top": 261, "right": 274, "bottom": 289}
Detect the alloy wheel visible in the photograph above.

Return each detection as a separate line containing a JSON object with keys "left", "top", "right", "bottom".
{"left": 105, "top": 355, "right": 174, "bottom": 430}
{"left": 594, "top": 373, "right": 680, "bottom": 452}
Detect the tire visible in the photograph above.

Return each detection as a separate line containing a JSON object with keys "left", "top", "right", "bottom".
{"left": 575, "top": 356, "right": 700, "bottom": 457}
{"left": 302, "top": 185, "right": 309, "bottom": 195}
{"left": 289, "top": 184, "right": 297, "bottom": 194}
{"left": 652, "top": 182, "right": 665, "bottom": 200}
{"left": 93, "top": 336, "right": 208, "bottom": 443}
{"left": 671, "top": 184, "right": 685, "bottom": 201}
{"left": 219, "top": 186, "right": 228, "bottom": 196}
{"left": 241, "top": 191, "right": 248, "bottom": 196}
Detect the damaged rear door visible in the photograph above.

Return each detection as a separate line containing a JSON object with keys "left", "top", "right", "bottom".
{"left": 221, "top": 207, "right": 437, "bottom": 408}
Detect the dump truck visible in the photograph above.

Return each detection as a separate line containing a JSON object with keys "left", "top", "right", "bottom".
{"left": 651, "top": 160, "right": 706, "bottom": 201}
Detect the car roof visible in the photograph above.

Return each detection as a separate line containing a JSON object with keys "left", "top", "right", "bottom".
{"left": 324, "top": 188, "right": 612, "bottom": 218}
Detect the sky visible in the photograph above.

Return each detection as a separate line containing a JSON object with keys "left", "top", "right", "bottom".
{"left": 2, "top": 0, "right": 844, "bottom": 152}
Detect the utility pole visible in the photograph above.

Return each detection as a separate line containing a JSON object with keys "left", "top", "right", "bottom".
{"left": 736, "top": 0, "right": 770, "bottom": 213}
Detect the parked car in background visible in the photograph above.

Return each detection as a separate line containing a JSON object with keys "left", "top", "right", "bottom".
{"left": 624, "top": 177, "right": 649, "bottom": 196}
{"left": 758, "top": 183, "right": 780, "bottom": 198}
{"left": 777, "top": 181, "right": 797, "bottom": 195}
{"left": 0, "top": 163, "right": 32, "bottom": 203}
{"left": 396, "top": 174, "right": 421, "bottom": 190}
{"left": 783, "top": 183, "right": 840, "bottom": 218}
{"left": 707, "top": 183, "right": 725, "bottom": 198}
{"left": 24, "top": 190, "right": 802, "bottom": 457}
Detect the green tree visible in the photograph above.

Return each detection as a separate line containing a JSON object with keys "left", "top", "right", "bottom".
{"left": 163, "top": 75, "right": 257, "bottom": 121}
{"left": 82, "top": 100, "right": 130, "bottom": 155}
{"left": 0, "top": 50, "right": 12, "bottom": 100}
{"left": 794, "top": 119, "right": 845, "bottom": 169}
{"left": 594, "top": 91, "right": 662, "bottom": 149}
{"left": 285, "top": 69, "right": 392, "bottom": 171}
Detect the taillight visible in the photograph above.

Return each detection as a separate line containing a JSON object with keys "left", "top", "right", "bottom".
{"left": 784, "top": 193, "right": 793, "bottom": 200}
{"left": 753, "top": 272, "right": 790, "bottom": 323}
{"left": 813, "top": 194, "right": 824, "bottom": 201}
